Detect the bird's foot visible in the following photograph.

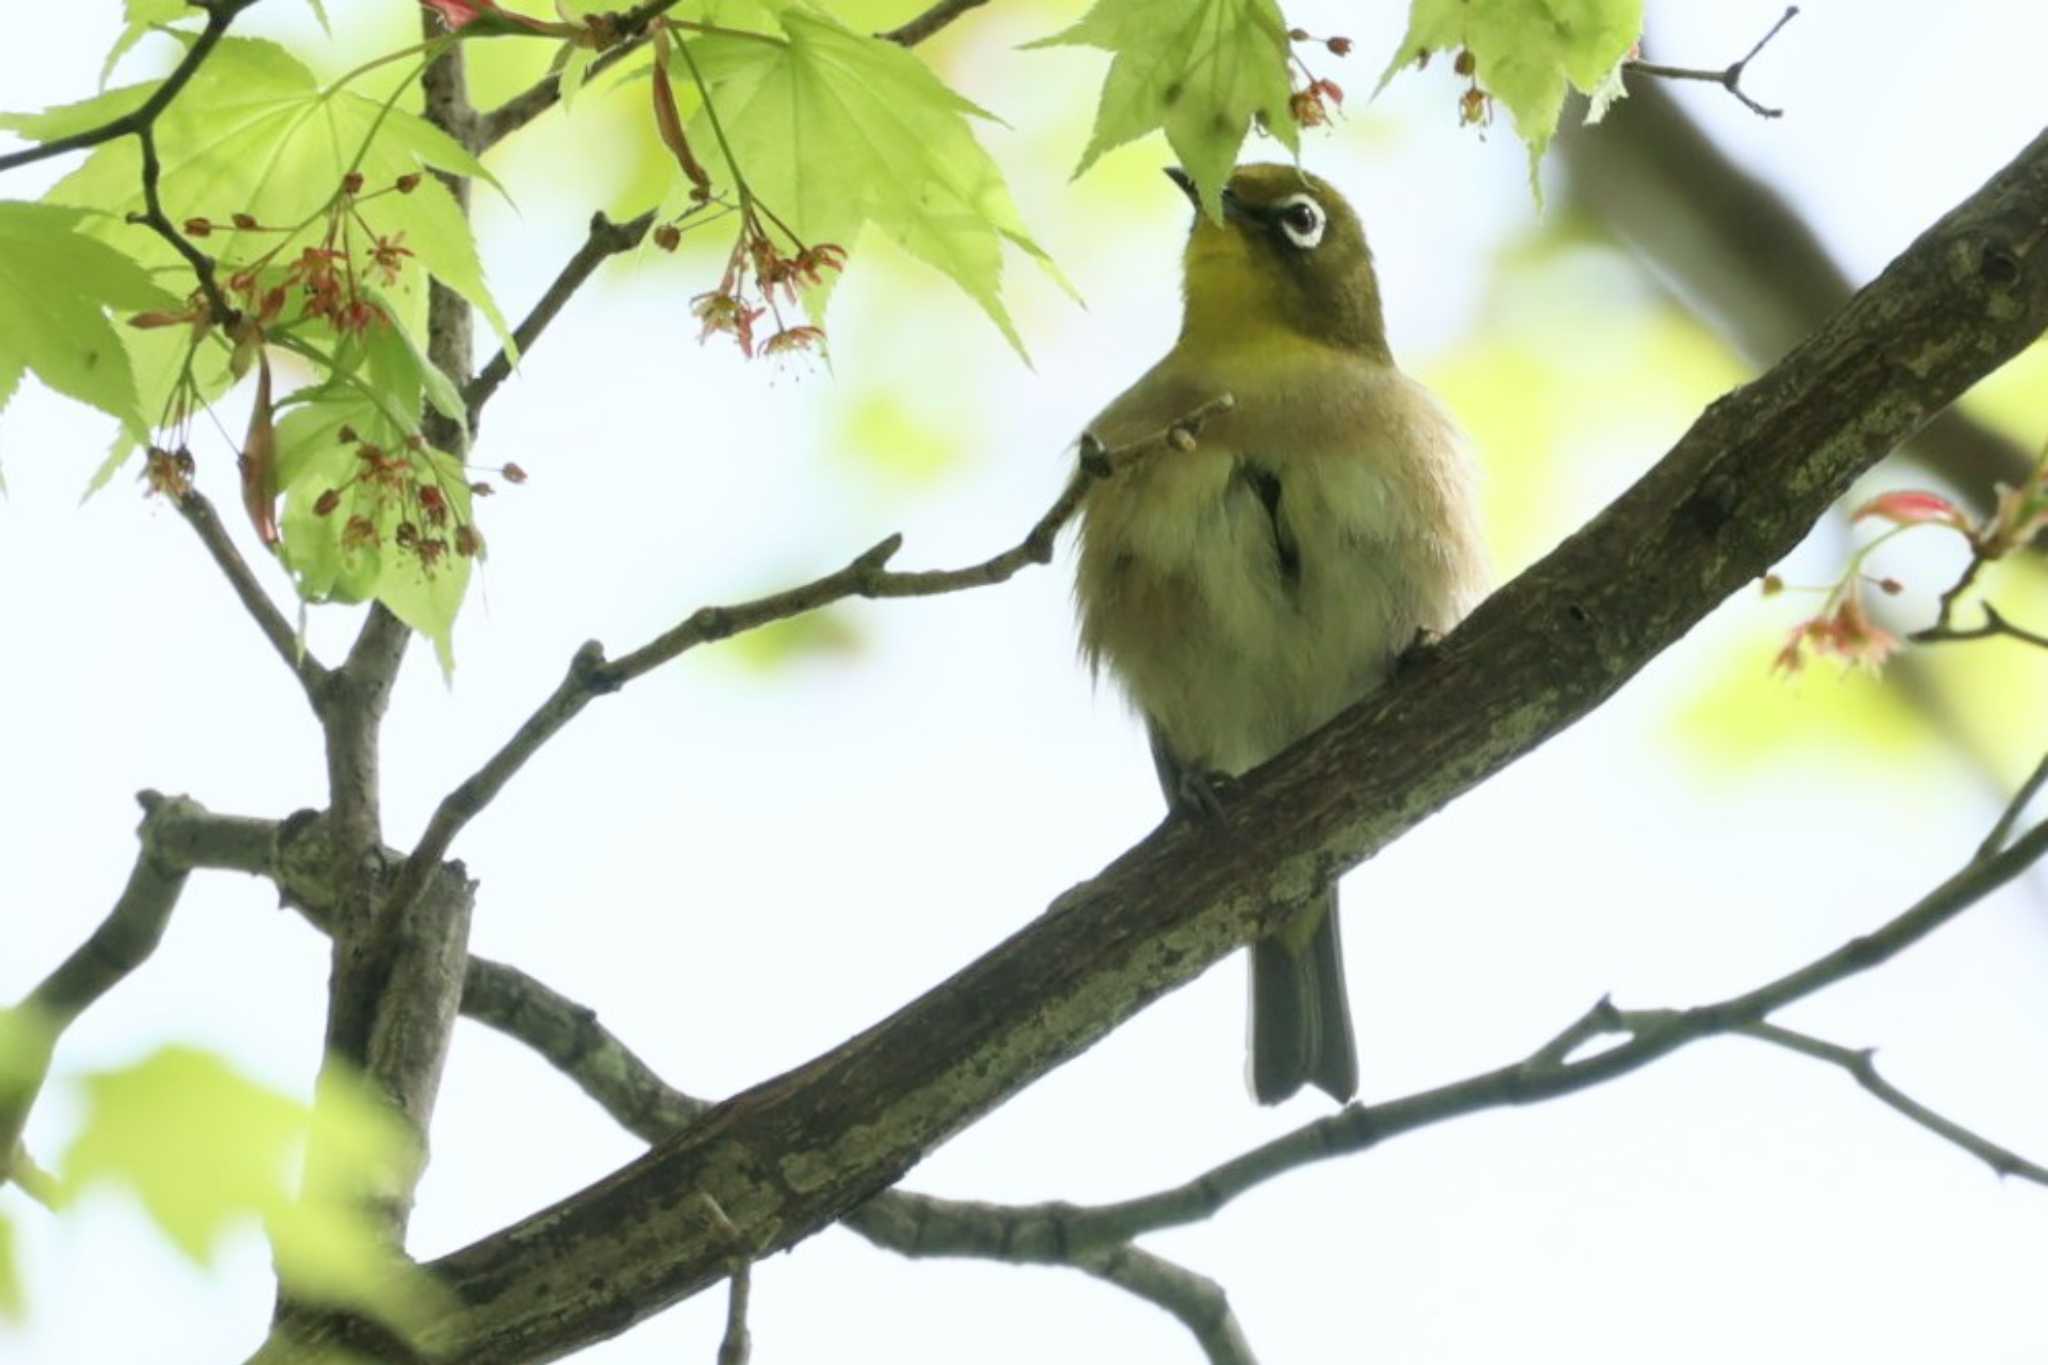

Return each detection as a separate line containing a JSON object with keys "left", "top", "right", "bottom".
{"left": 1177, "top": 768, "right": 1236, "bottom": 819}
{"left": 1394, "top": 625, "right": 1443, "bottom": 678}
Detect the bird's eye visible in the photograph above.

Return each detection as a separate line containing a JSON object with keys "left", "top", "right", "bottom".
{"left": 1275, "top": 194, "right": 1325, "bottom": 250}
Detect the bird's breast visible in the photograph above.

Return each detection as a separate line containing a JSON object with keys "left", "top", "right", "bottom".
{"left": 1074, "top": 359, "right": 1486, "bottom": 777}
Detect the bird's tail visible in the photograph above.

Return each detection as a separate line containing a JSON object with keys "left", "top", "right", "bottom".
{"left": 1248, "top": 888, "right": 1358, "bottom": 1104}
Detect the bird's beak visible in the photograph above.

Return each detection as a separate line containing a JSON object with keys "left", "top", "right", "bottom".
{"left": 1163, "top": 166, "right": 1251, "bottom": 224}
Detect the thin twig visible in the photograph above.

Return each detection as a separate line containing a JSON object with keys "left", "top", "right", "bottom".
{"left": 174, "top": 489, "right": 327, "bottom": 702}
{"left": 374, "top": 394, "right": 1234, "bottom": 934}
{"left": 476, "top": 0, "right": 692, "bottom": 150}
{"left": 1737, "top": 1022, "right": 2048, "bottom": 1185}
{"left": 1913, "top": 598, "right": 2048, "bottom": 650}
{"left": 462, "top": 209, "right": 656, "bottom": 424}
{"left": 0, "top": 0, "right": 261, "bottom": 173}
{"left": 1977, "top": 749, "right": 2048, "bottom": 861}
{"left": 717, "top": 1262, "right": 752, "bottom": 1365}
{"left": 1076, "top": 1245, "right": 1255, "bottom": 1365}
{"left": 1627, "top": 5, "right": 1797, "bottom": 119}
{"left": 878, "top": 0, "right": 991, "bottom": 47}
{"left": 130, "top": 127, "right": 237, "bottom": 325}
{"left": 477, "top": 0, "right": 991, "bottom": 151}
{"left": 1, "top": 792, "right": 197, "bottom": 1184}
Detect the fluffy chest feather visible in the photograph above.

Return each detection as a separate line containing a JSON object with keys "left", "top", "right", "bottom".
{"left": 1074, "top": 345, "right": 1487, "bottom": 776}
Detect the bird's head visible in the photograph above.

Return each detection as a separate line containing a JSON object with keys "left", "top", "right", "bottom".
{"left": 1169, "top": 162, "right": 1389, "bottom": 362}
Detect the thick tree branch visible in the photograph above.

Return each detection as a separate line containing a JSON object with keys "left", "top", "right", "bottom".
{"left": 1, "top": 792, "right": 197, "bottom": 1188}
{"left": 173, "top": 488, "right": 326, "bottom": 703}
{"left": 0, "top": 0, "right": 261, "bottom": 173}
{"left": 144, "top": 800, "right": 1260, "bottom": 1360}
{"left": 462, "top": 209, "right": 656, "bottom": 425}
{"left": 374, "top": 123, "right": 2048, "bottom": 1363}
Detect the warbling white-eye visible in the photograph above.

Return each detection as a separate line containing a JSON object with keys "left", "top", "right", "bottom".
{"left": 1074, "top": 163, "right": 1490, "bottom": 1104}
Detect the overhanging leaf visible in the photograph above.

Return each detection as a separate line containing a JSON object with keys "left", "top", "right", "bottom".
{"left": 684, "top": 12, "right": 1071, "bottom": 357}
{"left": 1026, "top": 0, "right": 1299, "bottom": 222}
{"left": 0, "top": 200, "right": 176, "bottom": 443}
{"left": 1374, "top": 0, "right": 1644, "bottom": 192}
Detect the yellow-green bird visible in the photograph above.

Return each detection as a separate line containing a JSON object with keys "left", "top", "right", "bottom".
{"left": 1074, "top": 163, "right": 1490, "bottom": 1104}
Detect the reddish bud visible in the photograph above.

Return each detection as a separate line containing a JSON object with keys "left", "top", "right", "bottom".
{"left": 1850, "top": 489, "right": 1971, "bottom": 533}
{"left": 341, "top": 170, "right": 364, "bottom": 195}
{"left": 469, "top": 481, "right": 495, "bottom": 496}
{"left": 1877, "top": 577, "right": 1905, "bottom": 596}
{"left": 314, "top": 488, "right": 343, "bottom": 517}
{"left": 653, "top": 224, "right": 682, "bottom": 252}
{"left": 1326, "top": 35, "right": 1352, "bottom": 56}
{"left": 396, "top": 172, "right": 421, "bottom": 194}
{"left": 394, "top": 521, "right": 418, "bottom": 547}
{"left": 454, "top": 524, "right": 483, "bottom": 557}
{"left": 232, "top": 212, "right": 258, "bottom": 230}
{"left": 1287, "top": 27, "right": 1309, "bottom": 40}
{"left": 501, "top": 462, "right": 528, "bottom": 485}
{"left": 184, "top": 216, "right": 212, "bottom": 237}
{"left": 1454, "top": 48, "right": 1476, "bottom": 76}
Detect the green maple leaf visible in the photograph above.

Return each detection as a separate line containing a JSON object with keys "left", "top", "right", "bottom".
{"left": 3, "top": 33, "right": 511, "bottom": 487}
{"left": 274, "top": 382, "right": 475, "bottom": 678}
{"left": 0, "top": 200, "right": 177, "bottom": 462}
{"left": 1026, "top": 0, "right": 1299, "bottom": 223}
{"left": 58, "top": 1047, "right": 445, "bottom": 1327}
{"left": 681, "top": 10, "right": 1072, "bottom": 357}
{"left": 1375, "top": 0, "right": 1644, "bottom": 191}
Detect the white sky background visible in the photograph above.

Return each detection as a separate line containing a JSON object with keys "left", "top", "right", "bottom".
{"left": 5, "top": 2, "right": 2048, "bottom": 1361}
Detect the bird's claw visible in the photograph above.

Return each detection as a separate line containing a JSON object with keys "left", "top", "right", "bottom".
{"left": 1178, "top": 768, "right": 1235, "bottom": 819}
{"left": 1394, "top": 625, "right": 1443, "bottom": 678}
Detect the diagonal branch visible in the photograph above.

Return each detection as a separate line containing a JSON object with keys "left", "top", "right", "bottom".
{"left": 386, "top": 121, "right": 2048, "bottom": 1364}
{"left": 462, "top": 208, "right": 656, "bottom": 425}
{"left": 477, "top": 0, "right": 994, "bottom": 151}
{"left": 371, "top": 396, "right": 1232, "bottom": 942}
{"left": 173, "top": 488, "right": 326, "bottom": 703}
{"left": 1734, "top": 1021, "right": 2048, "bottom": 1185}
{"left": 1624, "top": 5, "right": 1798, "bottom": 119}
{"left": 0, "top": 0, "right": 262, "bottom": 174}
{"left": 877, "top": 0, "right": 992, "bottom": 47}
{"left": 1, "top": 791, "right": 199, "bottom": 1188}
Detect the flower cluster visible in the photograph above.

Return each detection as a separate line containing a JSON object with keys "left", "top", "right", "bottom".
{"left": 1452, "top": 49, "right": 1494, "bottom": 127}
{"left": 1285, "top": 28, "right": 1349, "bottom": 129}
{"left": 657, "top": 204, "right": 845, "bottom": 359}
{"left": 310, "top": 425, "right": 494, "bottom": 575}
{"left": 1766, "top": 473, "right": 2048, "bottom": 675}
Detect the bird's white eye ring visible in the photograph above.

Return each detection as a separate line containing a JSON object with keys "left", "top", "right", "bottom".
{"left": 1275, "top": 193, "right": 1325, "bottom": 249}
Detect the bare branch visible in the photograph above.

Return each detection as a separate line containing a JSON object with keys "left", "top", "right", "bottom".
{"left": 476, "top": 0, "right": 693, "bottom": 151}
{"left": 374, "top": 395, "right": 1233, "bottom": 938}
{"left": 173, "top": 488, "right": 326, "bottom": 703}
{"left": 463, "top": 209, "right": 656, "bottom": 425}
{"left": 717, "top": 1262, "right": 752, "bottom": 1365}
{"left": 1736, "top": 1022, "right": 2048, "bottom": 1186}
{"left": 129, "top": 125, "right": 236, "bottom": 325}
{"left": 878, "top": 0, "right": 991, "bottom": 47}
{"left": 0, "top": 0, "right": 262, "bottom": 174}
{"left": 1, "top": 791, "right": 197, "bottom": 1186}
{"left": 1075, "top": 1245, "right": 1256, "bottom": 1365}
{"left": 1625, "top": 6, "right": 1798, "bottom": 119}
{"left": 1978, "top": 749, "right": 2048, "bottom": 861}
{"left": 478, "top": 0, "right": 991, "bottom": 151}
